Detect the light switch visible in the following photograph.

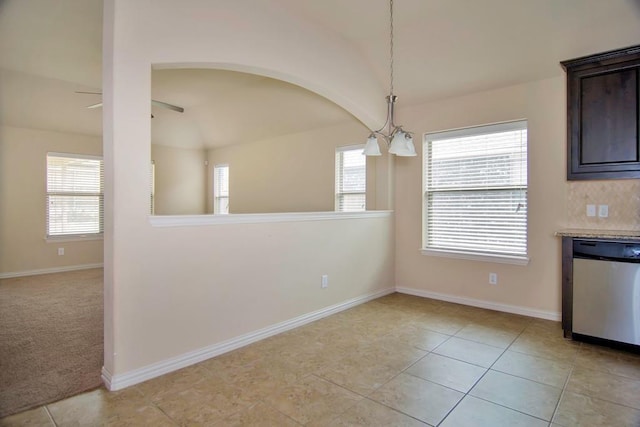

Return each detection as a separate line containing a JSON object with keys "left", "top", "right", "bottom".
{"left": 586, "top": 204, "right": 596, "bottom": 217}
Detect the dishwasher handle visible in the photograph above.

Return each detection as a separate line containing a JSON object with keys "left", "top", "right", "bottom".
{"left": 573, "top": 240, "right": 640, "bottom": 263}
{"left": 573, "top": 253, "right": 640, "bottom": 263}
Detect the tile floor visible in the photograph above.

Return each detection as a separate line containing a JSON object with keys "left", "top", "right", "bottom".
{"left": 2, "top": 293, "right": 640, "bottom": 426}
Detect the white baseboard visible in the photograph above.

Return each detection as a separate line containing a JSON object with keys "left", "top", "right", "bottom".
{"left": 101, "top": 366, "right": 113, "bottom": 390}
{"left": 396, "top": 286, "right": 561, "bottom": 321}
{"left": 0, "top": 263, "right": 104, "bottom": 279}
{"left": 106, "top": 287, "right": 395, "bottom": 391}
{"left": 105, "top": 285, "right": 560, "bottom": 391}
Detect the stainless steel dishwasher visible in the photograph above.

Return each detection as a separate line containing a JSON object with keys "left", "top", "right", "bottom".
{"left": 572, "top": 239, "right": 640, "bottom": 346}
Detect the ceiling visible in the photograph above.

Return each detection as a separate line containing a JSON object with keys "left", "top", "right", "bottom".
{"left": 1, "top": 0, "right": 639, "bottom": 148}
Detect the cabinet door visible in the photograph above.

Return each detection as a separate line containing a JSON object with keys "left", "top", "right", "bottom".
{"left": 564, "top": 47, "right": 640, "bottom": 180}
{"left": 580, "top": 69, "right": 637, "bottom": 165}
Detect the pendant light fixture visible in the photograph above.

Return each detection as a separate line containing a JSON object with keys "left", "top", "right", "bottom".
{"left": 363, "top": 0, "right": 416, "bottom": 157}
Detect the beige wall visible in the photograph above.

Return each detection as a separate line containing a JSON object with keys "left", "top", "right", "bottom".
{"left": 394, "top": 77, "right": 567, "bottom": 316}
{"left": 0, "top": 125, "right": 103, "bottom": 275}
{"left": 207, "top": 121, "right": 384, "bottom": 213}
{"left": 151, "top": 144, "right": 207, "bottom": 215}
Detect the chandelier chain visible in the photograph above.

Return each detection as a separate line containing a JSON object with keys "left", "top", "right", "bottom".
{"left": 389, "top": 0, "right": 394, "bottom": 96}
{"left": 363, "top": 0, "right": 416, "bottom": 156}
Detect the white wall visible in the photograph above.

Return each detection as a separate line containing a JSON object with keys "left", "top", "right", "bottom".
{"left": 394, "top": 77, "right": 567, "bottom": 317}
{"left": 0, "top": 126, "right": 103, "bottom": 276}
{"left": 151, "top": 144, "right": 207, "bottom": 215}
{"left": 103, "top": 0, "right": 393, "bottom": 378}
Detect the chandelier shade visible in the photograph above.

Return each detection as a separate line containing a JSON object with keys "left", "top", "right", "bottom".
{"left": 388, "top": 131, "right": 416, "bottom": 156}
{"left": 363, "top": 135, "right": 382, "bottom": 156}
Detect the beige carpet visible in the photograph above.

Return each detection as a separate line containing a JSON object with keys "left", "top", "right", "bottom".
{"left": 0, "top": 268, "right": 103, "bottom": 418}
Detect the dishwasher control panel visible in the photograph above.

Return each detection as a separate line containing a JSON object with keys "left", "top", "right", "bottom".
{"left": 573, "top": 239, "right": 640, "bottom": 263}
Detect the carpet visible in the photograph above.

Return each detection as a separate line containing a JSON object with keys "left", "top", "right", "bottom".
{"left": 0, "top": 268, "right": 103, "bottom": 417}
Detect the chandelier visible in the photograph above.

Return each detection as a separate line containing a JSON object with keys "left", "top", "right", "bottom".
{"left": 363, "top": 0, "right": 416, "bottom": 157}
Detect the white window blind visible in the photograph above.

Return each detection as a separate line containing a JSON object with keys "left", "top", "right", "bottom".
{"left": 214, "top": 164, "right": 229, "bottom": 214}
{"left": 423, "top": 121, "right": 528, "bottom": 258}
{"left": 336, "top": 146, "right": 366, "bottom": 212}
{"left": 46, "top": 153, "right": 104, "bottom": 237}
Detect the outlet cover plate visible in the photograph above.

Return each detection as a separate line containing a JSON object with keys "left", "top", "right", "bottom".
{"left": 489, "top": 273, "right": 497, "bottom": 285}
{"left": 321, "top": 274, "right": 328, "bottom": 288}
{"left": 598, "top": 204, "right": 608, "bottom": 218}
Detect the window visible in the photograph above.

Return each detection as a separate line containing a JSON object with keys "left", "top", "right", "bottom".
{"left": 335, "top": 145, "right": 366, "bottom": 212}
{"left": 46, "top": 153, "right": 104, "bottom": 238}
{"left": 214, "top": 164, "right": 229, "bottom": 214}
{"left": 423, "top": 121, "right": 528, "bottom": 261}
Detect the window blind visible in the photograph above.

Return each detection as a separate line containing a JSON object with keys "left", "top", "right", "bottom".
{"left": 46, "top": 153, "right": 104, "bottom": 237}
{"left": 335, "top": 146, "right": 366, "bottom": 212}
{"left": 214, "top": 164, "right": 229, "bottom": 214}
{"left": 424, "top": 121, "right": 527, "bottom": 257}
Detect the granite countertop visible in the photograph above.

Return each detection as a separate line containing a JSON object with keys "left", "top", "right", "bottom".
{"left": 555, "top": 228, "right": 640, "bottom": 239}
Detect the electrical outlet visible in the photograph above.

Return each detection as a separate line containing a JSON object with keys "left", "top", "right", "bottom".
{"left": 489, "top": 273, "right": 497, "bottom": 285}
{"left": 57, "top": 247, "right": 64, "bottom": 256}
{"left": 321, "top": 274, "right": 328, "bottom": 288}
{"left": 586, "top": 204, "right": 596, "bottom": 217}
{"left": 598, "top": 204, "right": 608, "bottom": 218}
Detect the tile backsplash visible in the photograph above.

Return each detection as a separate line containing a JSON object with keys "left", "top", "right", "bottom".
{"left": 566, "top": 180, "right": 640, "bottom": 230}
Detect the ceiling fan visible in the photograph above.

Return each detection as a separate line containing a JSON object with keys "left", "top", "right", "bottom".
{"left": 75, "top": 91, "right": 185, "bottom": 117}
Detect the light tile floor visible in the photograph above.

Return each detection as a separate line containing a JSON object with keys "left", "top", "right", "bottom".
{"left": 2, "top": 293, "right": 640, "bottom": 426}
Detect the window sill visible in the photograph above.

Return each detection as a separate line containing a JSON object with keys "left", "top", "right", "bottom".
{"left": 420, "top": 248, "right": 529, "bottom": 266}
{"left": 45, "top": 235, "right": 104, "bottom": 243}
{"left": 149, "top": 210, "right": 393, "bottom": 227}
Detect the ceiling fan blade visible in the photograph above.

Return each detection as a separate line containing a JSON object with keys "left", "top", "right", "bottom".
{"left": 151, "top": 99, "right": 184, "bottom": 113}
{"left": 80, "top": 91, "right": 184, "bottom": 113}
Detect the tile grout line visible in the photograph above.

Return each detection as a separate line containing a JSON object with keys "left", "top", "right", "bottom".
{"left": 435, "top": 317, "right": 564, "bottom": 426}
{"left": 556, "top": 351, "right": 640, "bottom": 413}
{"left": 434, "top": 321, "right": 523, "bottom": 426}
{"left": 460, "top": 395, "right": 552, "bottom": 425}
{"left": 241, "top": 400, "right": 305, "bottom": 426}
{"left": 386, "top": 316, "right": 519, "bottom": 426}
{"left": 258, "top": 400, "right": 305, "bottom": 426}
{"left": 329, "top": 316, "right": 640, "bottom": 421}
{"left": 150, "top": 400, "right": 180, "bottom": 426}
{"left": 548, "top": 341, "right": 581, "bottom": 426}
{"left": 43, "top": 405, "right": 57, "bottom": 427}
{"left": 380, "top": 315, "right": 556, "bottom": 425}
{"left": 312, "top": 325, "right": 457, "bottom": 425}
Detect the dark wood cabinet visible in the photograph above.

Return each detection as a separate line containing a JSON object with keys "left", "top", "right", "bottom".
{"left": 561, "top": 236, "right": 573, "bottom": 338}
{"left": 562, "top": 45, "right": 640, "bottom": 180}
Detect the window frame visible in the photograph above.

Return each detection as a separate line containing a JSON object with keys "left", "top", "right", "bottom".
{"left": 150, "top": 161, "right": 155, "bottom": 215}
{"left": 421, "top": 120, "right": 529, "bottom": 265}
{"left": 46, "top": 152, "right": 104, "bottom": 240}
{"left": 335, "top": 144, "right": 367, "bottom": 212}
{"left": 213, "top": 164, "right": 229, "bottom": 215}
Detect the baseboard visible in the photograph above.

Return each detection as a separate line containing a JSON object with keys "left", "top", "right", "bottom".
{"left": 101, "top": 366, "right": 113, "bottom": 390}
{"left": 106, "top": 287, "right": 395, "bottom": 391}
{"left": 396, "top": 286, "right": 561, "bottom": 321}
{"left": 0, "top": 263, "right": 104, "bottom": 279}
